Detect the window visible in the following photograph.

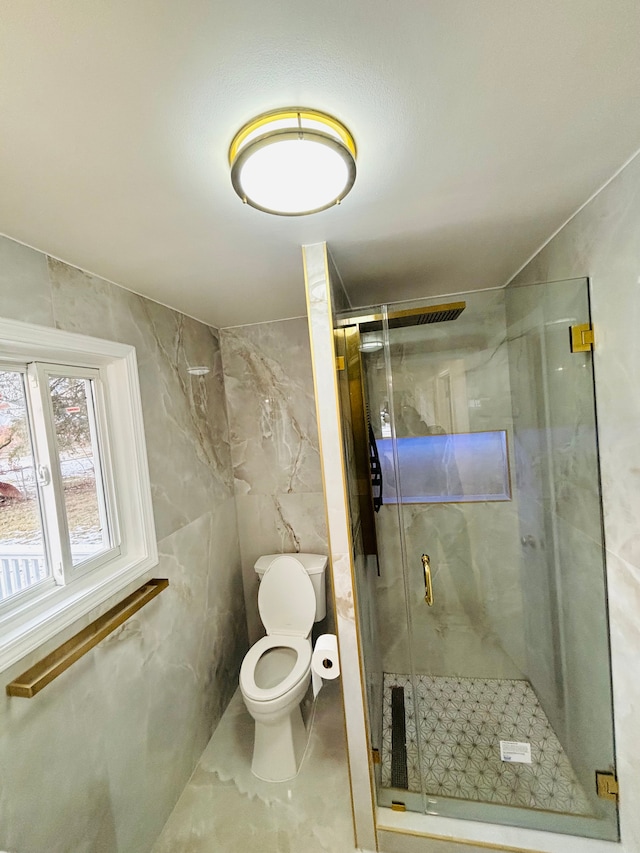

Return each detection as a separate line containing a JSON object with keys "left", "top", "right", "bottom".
{"left": 0, "top": 318, "right": 157, "bottom": 672}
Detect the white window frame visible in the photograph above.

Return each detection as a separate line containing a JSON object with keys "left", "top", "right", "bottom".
{"left": 0, "top": 317, "right": 157, "bottom": 673}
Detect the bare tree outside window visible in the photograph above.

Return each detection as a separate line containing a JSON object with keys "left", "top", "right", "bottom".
{"left": 48, "top": 376, "right": 110, "bottom": 565}
{"left": 0, "top": 370, "right": 48, "bottom": 600}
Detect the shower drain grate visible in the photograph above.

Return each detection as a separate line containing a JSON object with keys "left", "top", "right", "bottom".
{"left": 390, "top": 685, "right": 408, "bottom": 789}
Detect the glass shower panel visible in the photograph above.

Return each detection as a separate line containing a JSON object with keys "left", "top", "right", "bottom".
{"left": 504, "top": 278, "right": 617, "bottom": 838}
{"left": 355, "top": 281, "right": 617, "bottom": 841}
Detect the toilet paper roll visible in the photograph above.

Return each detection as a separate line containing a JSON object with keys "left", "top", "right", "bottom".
{"left": 311, "top": 633, "right": 340, "bottom": 697}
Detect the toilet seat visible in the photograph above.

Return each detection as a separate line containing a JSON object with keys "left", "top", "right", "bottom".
{"left": 240, "top": 635, "right": 312, "bottom": 702}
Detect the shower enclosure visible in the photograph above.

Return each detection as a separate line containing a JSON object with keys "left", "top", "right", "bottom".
{"left": 334, "top": 278, "right": 618, "bottom": 841}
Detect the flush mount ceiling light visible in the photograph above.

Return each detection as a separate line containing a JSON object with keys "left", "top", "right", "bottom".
{"left": 229, "top": 108, "right": 357, "bottom": 216}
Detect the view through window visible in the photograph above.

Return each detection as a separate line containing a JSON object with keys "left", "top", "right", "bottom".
{"left": 0, "top": 368, "right": 48, "bottom": 600}
{"left": 0, "top": 366, "right": 113, "bottom": 603}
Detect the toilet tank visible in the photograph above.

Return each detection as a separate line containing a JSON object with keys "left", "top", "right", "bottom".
{"left": 254, "top": 553, "right": 328, "bottom": 621}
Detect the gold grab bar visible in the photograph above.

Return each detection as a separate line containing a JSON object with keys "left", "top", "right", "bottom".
{"left": 6, "top": 579, "right": 169, "bottom": 698}
{"left": 422, "top": 554, "right": 434, "bottom": 606}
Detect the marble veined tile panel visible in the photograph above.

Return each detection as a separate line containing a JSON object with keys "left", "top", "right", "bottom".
{"left": 375, "top": 504, "right": 525, "bottom": 681}
{"left": 152, "top": 682, "right": 355, "bottom": 853}
{"left": 92, "top": 503, "right": 247, "bottom": 853}
{"left": 0, "top": 234, "right": 54, "bottom": 326}
{"left": 49, "top": 258, "right": 234, "bottom": 540}
{"left": 0, "top": 505, "right": 246, "bottom": 853}
{"left": 509, "top": 150, "right": 640, "bottom": 850}
{"left": 0, "top": 651, "right": 116, "bottom": 853}
{"left": 221, "top": 318, "right": 322, "bottom": 496}
{"left": 235, "top": 492, "right": 329, "bottom": 643}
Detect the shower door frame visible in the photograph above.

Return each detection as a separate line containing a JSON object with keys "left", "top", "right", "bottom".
{"left": 303, "top": 243, "right": 623, "bottom": 853}
{"left": 338, "top": 284, "right": 618, "bottom": 841}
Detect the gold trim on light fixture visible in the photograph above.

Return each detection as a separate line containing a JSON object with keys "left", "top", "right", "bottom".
{"left": 229, "top": 108, "right": 357, "bottom": 164}
{"left": 229, "top": 108, "right": 357, "bottom": 216}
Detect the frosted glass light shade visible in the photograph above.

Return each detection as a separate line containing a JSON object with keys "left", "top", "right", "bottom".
{"left": 229, "top": 109, "right": 357, "bottom": 216}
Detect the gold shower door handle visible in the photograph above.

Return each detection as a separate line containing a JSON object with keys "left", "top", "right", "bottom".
{"left": 422, "top": 554, "right": 434, "bottom": 606}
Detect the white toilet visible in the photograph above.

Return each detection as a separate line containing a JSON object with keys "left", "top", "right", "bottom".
{"left": 239, "top": 552, "right": 328, "bottom": 782}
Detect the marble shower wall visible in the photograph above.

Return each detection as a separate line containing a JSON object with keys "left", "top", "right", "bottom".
{"left": 365, "top": 290, "right": 526, "bottom": 681}
{"left": 508, "top": 149, "right": 640, "bottom": 852}
{"left": 0, "top": 235, "right": 247, "bottom": 853}
{"left": 504, "top": 278, "right": 615, "bottom": 817}
{"left": 220, "top": 319, "right": 329, "bottom": 644}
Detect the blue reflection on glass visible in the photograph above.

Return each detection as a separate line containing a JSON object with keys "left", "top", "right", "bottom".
{"left": 379, "top": 430, "right": 510, "bottom": 504}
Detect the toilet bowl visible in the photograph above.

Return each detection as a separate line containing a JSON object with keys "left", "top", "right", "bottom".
{"left": 239, "top": 553, "right": 327, "bottom": 782}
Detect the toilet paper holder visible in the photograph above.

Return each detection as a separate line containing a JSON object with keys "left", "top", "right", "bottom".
{"left": 311, "top": 633, "right": 340, "bottom": 696}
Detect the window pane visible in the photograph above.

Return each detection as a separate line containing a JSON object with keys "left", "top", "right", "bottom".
{"left": 49, "top": 376, "right": 111, "bottom": 566}
{"left": 0, "top": 370, "right": 49, "bottom": 600}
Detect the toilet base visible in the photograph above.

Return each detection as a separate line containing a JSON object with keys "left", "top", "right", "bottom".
{"left": 251, "top": 704, "right": 308, "bottom": 782}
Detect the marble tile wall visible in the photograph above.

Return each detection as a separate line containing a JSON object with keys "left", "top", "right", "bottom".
{"left": 220, "top": 318, "right": 330, "bottom": 644}
{"left": 0, "top": 235, "right": 247, "bottom": 853}
{"left": 364, "top": 290, "right": 526, "bottom": 681}
{"left": 505, "top": 277, "right": 614, "bottom": 819}
{"left": 508, "top": 149, "right": 640, "bottom": 852}
{"left": 306, "top": 143, "right": 640, "bottom": 853}
{"left": 504, "top": 289, "right": 565, "bottom": 734}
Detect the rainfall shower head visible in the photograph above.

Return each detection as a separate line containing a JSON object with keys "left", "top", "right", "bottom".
{"left": 356, "top": 301, "right": 466, "bottom": 333}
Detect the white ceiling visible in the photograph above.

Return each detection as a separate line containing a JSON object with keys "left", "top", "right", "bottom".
{"left": 1, "top": 1, "right": 640, "bottom": 328}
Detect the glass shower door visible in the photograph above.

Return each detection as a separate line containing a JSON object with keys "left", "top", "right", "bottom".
{"left": 361, "top": 280, "right": 617, "bottom": 840}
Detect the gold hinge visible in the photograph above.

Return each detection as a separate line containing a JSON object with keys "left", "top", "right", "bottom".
{"left": 335, "top": 356, "right": 345, "bottom": 371}
{"left": 571, "top": 323, "right": 595, "bottom": 353}
{"left": 370, "top": 747, "right": 380, "bottom": 765}
{"left": 391, "top": 801, "right": 406, "bottom": 812}
{"left": 596, "top": 771, "right": 619, "bottom": 802}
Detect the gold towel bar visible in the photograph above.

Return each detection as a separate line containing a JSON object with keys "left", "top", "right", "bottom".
{"left": 6, "top": 578, "right": 169, "bottom": 698}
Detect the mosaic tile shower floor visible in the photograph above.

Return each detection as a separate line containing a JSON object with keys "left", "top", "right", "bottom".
{"left": 381, "top": 673, "right": 594, "bottom": 815}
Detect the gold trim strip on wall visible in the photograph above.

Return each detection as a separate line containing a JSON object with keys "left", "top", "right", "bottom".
{"left": 6, "top": 578, "right": 169, "bottom": 698}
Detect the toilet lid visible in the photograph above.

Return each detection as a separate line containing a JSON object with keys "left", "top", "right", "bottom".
{"left": 258, "top": 555, "right": 315, "bottom": 636}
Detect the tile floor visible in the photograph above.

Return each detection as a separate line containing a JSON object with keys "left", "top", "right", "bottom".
{"left": 381, "top": 674, "right": 593, "bottom": 815}
{"left": 152, "top": 681, "right": 356, "bottom": 853}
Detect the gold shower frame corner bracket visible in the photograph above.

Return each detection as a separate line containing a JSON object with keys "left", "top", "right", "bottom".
{"left": 570, "top": 323, "right": 595, "bottom": 353}
{"left": 596, "top": 770, "right": 619, "bottom": 802}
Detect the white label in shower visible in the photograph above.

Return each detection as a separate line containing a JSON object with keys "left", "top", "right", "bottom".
{"left": 499, "top": 741, "right": 532, "bottom": 763}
